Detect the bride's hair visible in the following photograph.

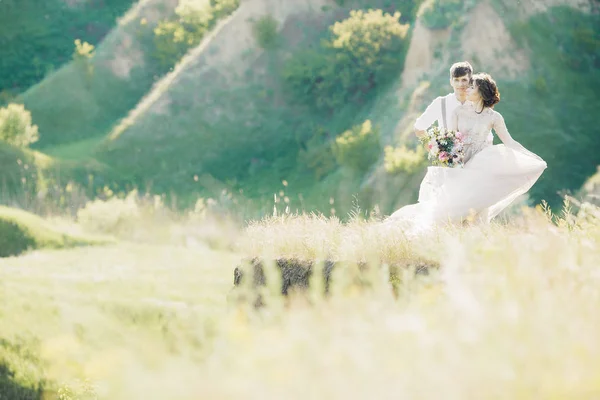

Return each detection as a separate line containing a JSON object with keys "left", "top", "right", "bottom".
{"left": 472, "top": 73, "right": 500, "bottom": 108}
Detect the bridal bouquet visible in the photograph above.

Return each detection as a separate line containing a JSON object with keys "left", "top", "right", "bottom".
{"left": 419, "top": 126, "right": 465, "bottom": 168}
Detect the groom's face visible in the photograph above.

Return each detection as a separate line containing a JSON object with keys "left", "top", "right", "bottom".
{"left": 450, "top": 74, "right": 471, "bottom": 95}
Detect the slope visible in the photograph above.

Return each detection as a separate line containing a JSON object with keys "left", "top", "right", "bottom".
{"left": 16, "top": 0, "right": 180, "bottom": 148}
{"left": 96, "top": 0, "right": 421, "bottom": 211}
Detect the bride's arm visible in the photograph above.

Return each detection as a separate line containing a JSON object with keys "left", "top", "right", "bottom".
{"left": 493, "top": 112, "right": 544, "bottom": 161}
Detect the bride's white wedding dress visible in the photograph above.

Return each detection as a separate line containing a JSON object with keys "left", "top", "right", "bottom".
{"left": 384, "top": 103, "right": 547, "bottom": 234}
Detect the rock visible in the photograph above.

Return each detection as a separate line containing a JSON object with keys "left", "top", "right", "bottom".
{"left": 232, "top": 256, "right": 434, "bottom": 306}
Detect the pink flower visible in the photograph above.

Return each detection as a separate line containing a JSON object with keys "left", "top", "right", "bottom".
{"left": 455, "top": 131, "right": 464, "bottom": 141}
{"left": 438, "top": 151, "right": 449, "bottom": 162}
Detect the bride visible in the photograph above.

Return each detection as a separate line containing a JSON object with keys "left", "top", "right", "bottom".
{"left": 385, "top": 73, "right": 547, "bottom": 233}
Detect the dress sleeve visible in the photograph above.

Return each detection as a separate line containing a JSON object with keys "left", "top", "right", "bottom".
{"left": 414, "top": 96, "right": 441, "bottom": 131}
{"left": 493, "top": 112, "right": 544, "bottom": 161}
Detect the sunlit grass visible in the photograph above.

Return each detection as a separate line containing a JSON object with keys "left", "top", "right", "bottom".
{"left": 1, "top": 200, "right": 600, "bottom": 398}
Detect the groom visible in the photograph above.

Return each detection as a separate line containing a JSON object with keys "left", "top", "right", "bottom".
{"left": 414, "top": 61, "right": 473, "bottom": 138}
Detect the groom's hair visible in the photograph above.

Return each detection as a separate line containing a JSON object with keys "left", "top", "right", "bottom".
{"left": 449, "top": 61, "right": 473, "bottom": 78}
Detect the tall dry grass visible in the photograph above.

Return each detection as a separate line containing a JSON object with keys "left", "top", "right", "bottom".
{"left": 1, "top": 199, "right": 599, "bottom": 399}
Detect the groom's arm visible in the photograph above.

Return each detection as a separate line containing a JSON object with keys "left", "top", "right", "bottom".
{"left": 414, "top": 96, "right": 441, "bottom": 138}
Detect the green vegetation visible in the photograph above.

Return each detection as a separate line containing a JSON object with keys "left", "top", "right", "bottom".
{"left": 152, "top": 0, "right": 240, "bottom": 68}
{"left": 252, "top": 15, "right": 280, "bottom": 49}
{"left": 0, "top": 103, "right": 39, "bottom": 147}
{"left": 332, "top": 119, "right": 382, "bottom": 173}
{"left": 99, "top": 4, "right": 416, "bottom": 216}
{"left": 0, "top": 205, "right": 112, "bottom": 257}
{"left": 383, "top": 144, "right": 426, "bottom": 174}
{"left": 421, "top": 0, "right": 474, "bottom": 30}
{"left": 18, "top": 0, "right": 240, "bottom": 149}
{"left": 0, "top": 0, "right": 136, "bottom": 95}
{"left": 283, "top": 9, "right": 410, "bottom": 113}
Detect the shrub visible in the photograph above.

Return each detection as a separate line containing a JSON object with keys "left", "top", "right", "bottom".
{"left": 0, "top": 205, "right": 109, "bottom": 258}
{"left": 383, "top": 144, "right": 425, "bottom": 174}
{"left": 283, "top": 9, "right": 410, "bottom": 112}
{"left": 252, "top": 15, "right": 279, "bottom": 49}
{"left": 152, "top": 0, "right": 240, "bottom": 68}
{"left": 421, "top": 0, "right": 465, "bottom": 30}
{"left": 76, "top": 190, "right": 144, "bottom": 236}
{"left": 72, "top": 39, "right": 95, "bottom": 83}
{"left": 0, "top": 104, "right": 39, "bottom": 147}
{"left": 0, "top": 218, "right": 36, "bottom": 257}
{"left": 332, "top": 120, "right": 381, "bottom": 173}
{"left": 297, "top": 129, "right": 337, "bottom": 180}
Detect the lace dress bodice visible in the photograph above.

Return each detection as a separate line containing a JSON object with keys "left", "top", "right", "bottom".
{"left": 450, "top": 104, "right": 495, "bottom": 163}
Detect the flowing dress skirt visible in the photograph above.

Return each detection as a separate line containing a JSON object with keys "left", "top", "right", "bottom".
{"left": 385, "top": 144, "right": 547, "bottom": 233}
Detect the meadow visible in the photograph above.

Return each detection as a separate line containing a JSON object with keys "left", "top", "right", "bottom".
{"left": 1, "top": 194, "right": 600, "bottom": 399}
{"left": 2, "top": 0, "right": 600, "bottom": 398}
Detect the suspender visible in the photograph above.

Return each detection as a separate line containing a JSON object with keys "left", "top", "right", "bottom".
{"left": 441, "top": 97, "right": 447, "bottom": 131}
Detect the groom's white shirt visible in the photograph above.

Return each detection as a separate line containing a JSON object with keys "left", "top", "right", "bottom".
{"left": 414, "top": 93, "right": 462, "bottom": 132}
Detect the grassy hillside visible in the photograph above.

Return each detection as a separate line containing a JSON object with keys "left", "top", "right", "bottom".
{"left": 2, "top": 0, "right": 598, "bottom": 220}
{"left": 0, "top": 141, "right": 114, "bottom": 215}
{"left": 16, "top": 0, "right": 182, "bottom": 148}
{"left": 0, "top": 0, "right": 136, "bottom": 95}
{"left": 96, "top": 1, "right": 600, "bottom": 217}
{"left": 96, "top": 0, "right": 422, "bottom": 214}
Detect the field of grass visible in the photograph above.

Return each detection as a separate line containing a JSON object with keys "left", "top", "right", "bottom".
{"left": 1, "top": 199, "right": 600, "bottom": 399}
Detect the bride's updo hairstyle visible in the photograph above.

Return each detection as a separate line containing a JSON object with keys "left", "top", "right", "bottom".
{"left": 472, "top": 73, "right": 500, "bottom": 108}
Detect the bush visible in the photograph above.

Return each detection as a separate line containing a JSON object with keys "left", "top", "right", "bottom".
{"left": 0, "top": 218, "right": 36, "bottom": 258}
{"left": 383, "top": 144, "right": 425, "bottom": 174}
{"left": 0, "top": 205, "right": 109, "bottom": 258}
{"left": 252, "top": 15, "right": 279, "bottom": 49}
{"left": 332, "top": 120, "right": 381, "bottom": 173}
{"left": 282, "top": 9, "right": 410, "bottom": 112}
{"left": 72, "top": 39, "right": 95, "bottom": 83}
{"left": 421, "top": 0, "right": 465, "bottom": 30}
{"left": 297, "top": 128, "right": 337, "bottom": 180}
{"left": 0, "top": 104, "right": 39, "bottom": 147}
{"left": 152, "top": 0, "right": 240, "bottom": 68}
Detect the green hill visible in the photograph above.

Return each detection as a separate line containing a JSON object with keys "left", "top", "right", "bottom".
{"left": 15, "top": 0, "right": 180, "bottom": 148}
{"left": 0, "top": 0, "right": 136, "bottom": 95}
{"left": 96, "top": 0, "right": 600, "bottom": 215}
{"left": 96, "top": 0, "right": 421, "bottom": 212}
{"left": 1, "top": 0, "right": 598, "bottom": 220}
